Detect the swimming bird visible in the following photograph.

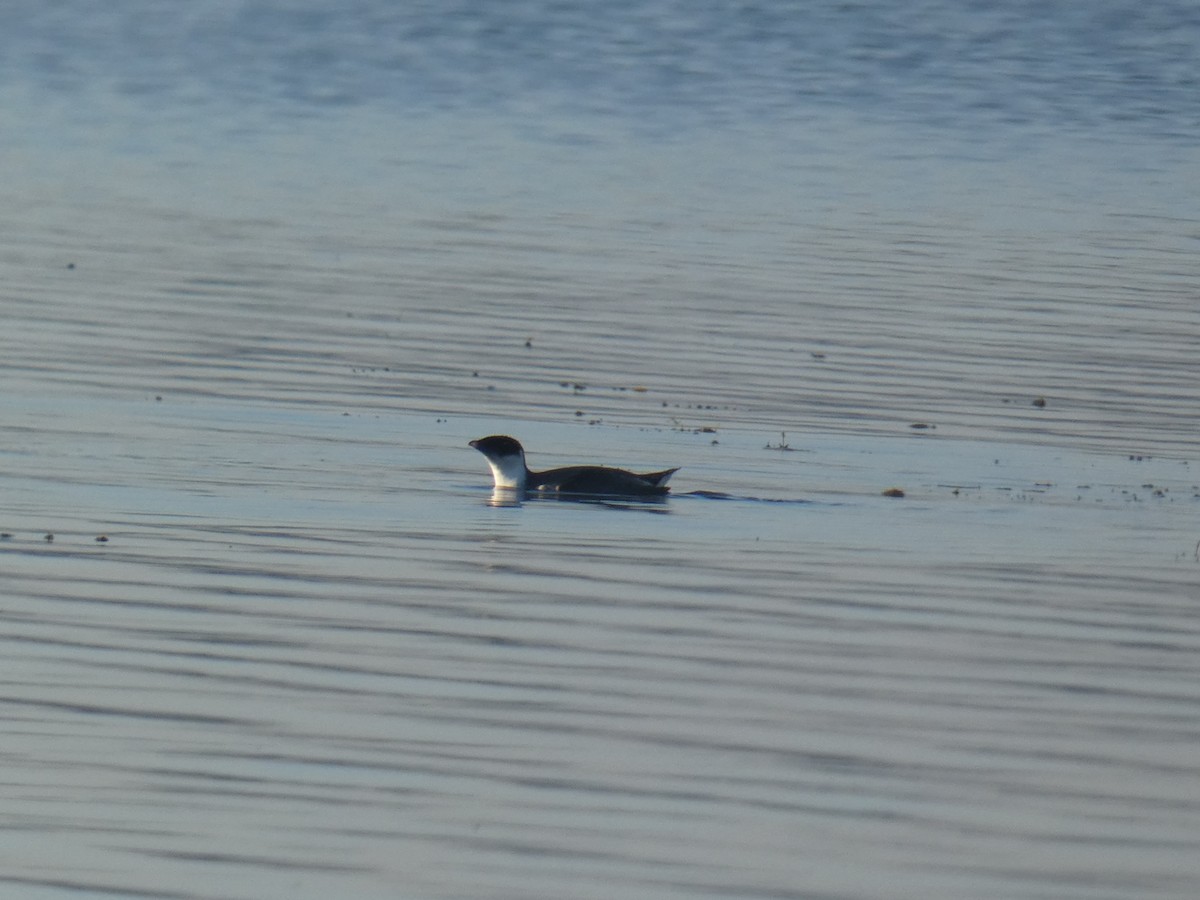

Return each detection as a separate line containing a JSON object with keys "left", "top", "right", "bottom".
{"left": 469, "top": 435, "right": 679, "bottom": 496}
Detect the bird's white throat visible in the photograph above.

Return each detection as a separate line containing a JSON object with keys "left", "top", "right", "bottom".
{"left": 483, "top": 453, "right": 527, "bottom": 490}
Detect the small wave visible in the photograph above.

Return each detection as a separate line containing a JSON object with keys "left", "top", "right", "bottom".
{"left": 680, "top": 490, "right": 812, "bottom": 504}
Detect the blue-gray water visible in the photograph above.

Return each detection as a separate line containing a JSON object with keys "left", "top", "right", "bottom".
{"left": 2, "top": 2, "right": 1199, "bottom": 899}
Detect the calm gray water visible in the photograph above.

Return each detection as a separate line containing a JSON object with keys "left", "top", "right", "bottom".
{"left": 2, "top": 2, "right": 1199, "bottom": 899}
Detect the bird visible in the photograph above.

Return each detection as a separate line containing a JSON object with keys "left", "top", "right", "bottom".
{"left": 469, "top": 435, "right": 679, "bottom": 497}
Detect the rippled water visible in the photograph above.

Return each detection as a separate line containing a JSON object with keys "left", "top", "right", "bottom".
{"left": 3, "top": 1, "right": 1200, "bottom": 898}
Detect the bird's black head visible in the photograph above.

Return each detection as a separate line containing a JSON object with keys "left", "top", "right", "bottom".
{"left": 468, "top": 435, "right": 526, "bottom": 459}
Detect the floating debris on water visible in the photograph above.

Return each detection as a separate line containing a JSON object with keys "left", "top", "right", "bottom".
{"left": 765, "top": 432, "right": 793, "bottom": 451}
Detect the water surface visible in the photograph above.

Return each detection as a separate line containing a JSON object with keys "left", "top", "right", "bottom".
{"left": 2, "top": 2, "right": 1200, "bottom": 898}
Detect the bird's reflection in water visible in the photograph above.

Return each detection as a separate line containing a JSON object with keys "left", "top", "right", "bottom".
{"left": 485, "top": 487, "right": 672, "bottom": 513}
